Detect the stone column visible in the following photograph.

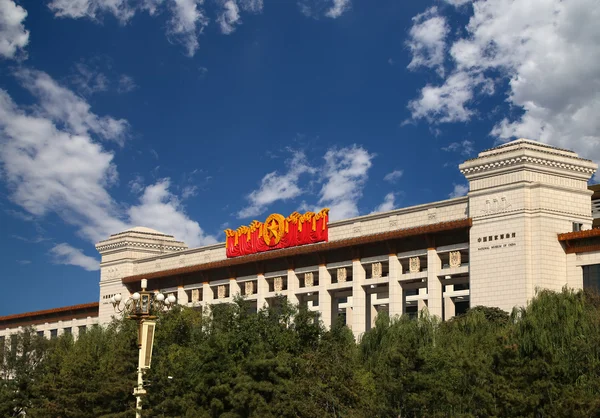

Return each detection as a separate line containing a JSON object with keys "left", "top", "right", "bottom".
{"left": 229, "top": 278, "right": 241, "bottom": 298}
{"left": 369, "top": 293, "right": 378, "bottom": 329}
{"left": 444, "top": 285, "right": 455, "bottom": 320}
{"left": 287, "top": 269, "right": 299, "bottom": 306}
{"left": 388, "top": 255, "right": 403, "bottom": 318}
{"left": 257, "top": 274, "right": 268, "bottom": 310}
{"left": 57, "top": 320, "right": 64, "bottom": 336}
{"left": 202, "top": 282, "right": 213, "bottom": 312}
{"left": 418, "top": 288, "right": 428, "bottom": 313}
{"left": 72, "top": 320, "right": 79, "bottom": 340}
{"left": 351, "top": 260, "right": 366, "bottom": 339}
{"left": 318, "top": 265, "right": 332, "bottom": 329}
{"left": 427, "top": 248, "right": 443, "bottom": 318}
{"left": 177, "top": 286, "right": 188, "bottom": 305}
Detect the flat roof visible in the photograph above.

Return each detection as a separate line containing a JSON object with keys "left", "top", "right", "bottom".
{"left": 0, "top": 302, "right": 99, "bottom": 329}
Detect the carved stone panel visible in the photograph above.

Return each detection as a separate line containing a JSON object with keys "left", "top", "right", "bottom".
{"left": 274, "top": 277, "right": 283, "bottom": 292}
{"left": 372, "top": 262, "right": 382, "bottom": 278}
{"left": 409, "top": 257, "right": 421, "bottom": 273}
{"left": 337, "top": 267, "right": 347, "bottom": 283}
{"left": 245, "top": 281, "right": 254, "bottom": 296}
{"left": 304, "top": 272, "right": 314, "bottom": 287}
{"left": 449, "top": 251, "right": 462, "bottom": 268}
{"left": 217, "top": 285, "right": 226, "bottom": 299}
{"left": 191, "top": 288, "right": 200, "bottom": 303}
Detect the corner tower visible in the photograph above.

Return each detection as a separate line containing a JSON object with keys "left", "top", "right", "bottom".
{"left": 95, "top": 227, "right": 188, "bottom": 323}
{"left": 461, "top": 139, "right": 597, "bottom": 312}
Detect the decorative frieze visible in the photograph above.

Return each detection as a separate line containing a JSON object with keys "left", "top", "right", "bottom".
{"left": 449, "top": 251, "right": 461, "bottom": 268}
{"left": 191, "top": 288, "right": 200, "bottom": 303}
{"left": 245, "top": 281, "right": 254, "bottom": 296}
{"left": 337, "top": 267, "right": 347, "bottom": 283}
{"left": 409, "top": 257, "right": 421, "bottom": 273}
{"left": 372, "top": 262, "right": 382, "bottom": 278}
{"left": 304, "top": 272, "right": 314, "bottom": 287}
{"left": 217, "top": 285, "right": 226, "bottom": 299}
{"left": 274, "top": 277, "right": 283, "bottom": 292}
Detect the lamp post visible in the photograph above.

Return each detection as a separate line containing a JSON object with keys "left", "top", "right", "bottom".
{"left": 111, "top": 279, "right": 175, "bottom": 418}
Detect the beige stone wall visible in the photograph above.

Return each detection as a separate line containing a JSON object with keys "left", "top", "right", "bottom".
{"left": 463, "top": 139, "right": 597, "bottom": 312}
{"left": 0, "top": 315, "right": 98, "bottom": 340}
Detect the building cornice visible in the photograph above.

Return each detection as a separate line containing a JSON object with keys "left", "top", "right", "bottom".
{"left": 460, "top": 155, "right": 596, "bottom": 176}
{"left": 0, "top": 302, "right": 99, "bottom": 324}
{"left": 121, "top": 218, "right": 472, "bottom": 284}
{"left": 95, "top": 240, "right": 188, "bottom": 253}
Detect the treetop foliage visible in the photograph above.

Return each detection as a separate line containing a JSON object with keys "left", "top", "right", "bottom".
{"left": 2, "top": 289, "right": 600, "bottom": 417}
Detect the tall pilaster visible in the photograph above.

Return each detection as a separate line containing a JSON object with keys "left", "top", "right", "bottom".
{"left": 177, "top": 286, "right": 188, "bottom": 305}
{"left": 257, "top": 274, "right": 268, "bottom": 310}
{"left": 388, "top": 254, "right": 403, "bottom": 318}
{"left": 287, "top": 269, "right": 299, "bottom": 306}
{"left": 351, "top": 259, "right": 366, "bottom": 340}
{"left": 444, "top": 285, "right": 455, "bottom": 320}
{"left": 202, "top": 282, "right": 213, "bottom": 311}
{"left": 230, "top": 278, "right": 241, "bottom": 298}
{"left": 318, "top": 265, "right": 332, "bottom": 328}
{"left": 427, "top": 248, "right": 443, "bottom": 318}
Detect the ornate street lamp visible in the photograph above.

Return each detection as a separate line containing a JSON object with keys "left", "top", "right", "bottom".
{"left": 111, "top": 279, "right": 175, "bottom": 418}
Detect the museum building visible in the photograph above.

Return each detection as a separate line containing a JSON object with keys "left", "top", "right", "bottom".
{"left": 3, "top": 138, "right": 600, "bottom": 342}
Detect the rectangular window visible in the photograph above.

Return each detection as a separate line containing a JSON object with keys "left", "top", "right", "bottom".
{"left": 37, "top": 331, "right": 44, "bottom": 338}
{"left": 50, "top": 329, "right": 58, "bottom": 339}
{"left": 78, "top": 325, "right": 87, "bottom": 335}
{"left": 63, "top": 327, "right": 72, "bottom": 335}
{"left": 583, "top": 264, "right": 600, "bottom": 293}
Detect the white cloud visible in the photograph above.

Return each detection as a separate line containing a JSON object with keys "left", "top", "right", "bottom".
{"left": 70, "top": 62, "right": 109, "bottom": 96}
{"left": 444, "top": 0, "right": 472, "bottom": 6}
{"left": 217, "top": 0, "right": 241, "bottom": 34}
{"left": 383, "top": 169, "right": 403, "bottom": 183}
{"left": 325, "top": 0, "right": 350, "bottom": 18}
{"left": 117, "top": 74, "right": 137, "bottom": 93}
{"left": 238, "top": 151, "right": 315, "bottom": 219}
{"left": 442, "top": 139, "right": 474, "bottom": 156}
{"left": 49, "top": 243, "right": 99, "bottom": 271}
{"left": 0, "top": 86, "right": 128, "bottom": 242}
{"left": 449, "top": 183, "right": 469, "bottom": 198}
{"left": 298, "top": 0, "right": 351, "bottom": 19}
{"left": 408, "top": 71, "right": 493, "bottom": 123}
{"left": 14, "top": 69, "right": 129, "bottom": 145}
{"left": 48, "top": 0, "right": 266, "bottom": 56}
{"left": 0, "top": 69, "right": 216, "bottom": 262}
{"left": 181, "top": 185, "right": 198, "bottom": 199}
{"left": 48, "top": 0, "right": 137, "bottom": 22}
{"left": 48, "top": 0, "right": 207, "bottom": 56}
{"left": 0, "top": 0, "right": 29, "bottom": 59}
{"left": 239, "top": 0, "right": 262, "bottom": 12}
{"left": 373, "top": 192, "right": 396, "bottom": 213}
{"left": 408, "top": 0, "right": 600, "bottom": 171}
{"left": 167, "top": 0, "right": 208, "bottom": 57}
{"left": 128, "top": 179, "right": 216, "bottom": 247}
{"left": 318, "top": 145, "right": 374, "bottom": 221}
{"left": 129, "top": 175, "right": 145, "bottom": 194}
{"left": 406, "top": 7, "right": 448, "bottom": 76}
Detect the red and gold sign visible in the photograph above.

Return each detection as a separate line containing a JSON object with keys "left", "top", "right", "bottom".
{"left": 225, "top": 209, "right": 329, "bottom": 258}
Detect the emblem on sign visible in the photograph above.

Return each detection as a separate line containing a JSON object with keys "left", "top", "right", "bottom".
{"left": 263, "top": 213, "right": 285, "bottom": 246}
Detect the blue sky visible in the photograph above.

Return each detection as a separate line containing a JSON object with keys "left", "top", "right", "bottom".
{"left": 1, "top": 0, "right": 599, "bottom": 315}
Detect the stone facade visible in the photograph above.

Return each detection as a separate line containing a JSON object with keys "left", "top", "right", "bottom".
{"left": 3, "top": 139, "right": 600, "bottom": 342}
